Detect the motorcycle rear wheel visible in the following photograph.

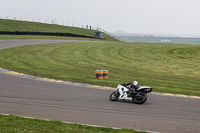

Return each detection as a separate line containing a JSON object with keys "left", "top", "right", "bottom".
{"left": 109, "top": 91, "right": 120, "bottom": 101}
{"left": 132, "top": 92, "right": 147, "bottom": 104}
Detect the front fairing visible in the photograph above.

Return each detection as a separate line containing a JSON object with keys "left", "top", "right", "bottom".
{"left": 117, "top": 84, "right": 132, "bottom": 100}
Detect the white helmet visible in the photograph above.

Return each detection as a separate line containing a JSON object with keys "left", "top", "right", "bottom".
{"left": 132, "top": 81, "right": 138, "bottom": 86}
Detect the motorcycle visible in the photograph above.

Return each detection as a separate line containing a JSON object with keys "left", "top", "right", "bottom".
{"left": 109, "top": 83, "right": 152, "bottom": 104}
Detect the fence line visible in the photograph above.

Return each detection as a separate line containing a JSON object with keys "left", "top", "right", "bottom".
{"left": 0, "top": 17, "right": 97, "bottom": 29}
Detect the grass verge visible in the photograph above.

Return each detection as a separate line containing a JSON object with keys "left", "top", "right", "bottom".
{"left": 0, "top": 114, "right": 145, "bottom": 133}
{"left": 0, "top": 19, "right": 97, "bottom": 37}
{"left": 0, "top": 42, "right": 199, "bottom": 96}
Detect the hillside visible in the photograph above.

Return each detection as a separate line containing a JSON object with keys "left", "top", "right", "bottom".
{"left": 0, "top": 19, "right": 119, "bottom": 41}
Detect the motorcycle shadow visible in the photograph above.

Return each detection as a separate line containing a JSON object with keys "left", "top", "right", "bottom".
{"left": 116, "top": 99, "right": 151, "bottom": 105}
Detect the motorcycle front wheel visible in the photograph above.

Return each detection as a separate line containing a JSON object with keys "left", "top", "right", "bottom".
{"left": 109, "top": 91, "right": 120, "bottom": 101}
{"left": 132, "top": 92, "right": 147, "bottom": 104}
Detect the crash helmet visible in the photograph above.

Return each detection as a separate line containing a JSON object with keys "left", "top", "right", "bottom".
{"left": 132, "top": 81, "right": 138, "bottom": 86}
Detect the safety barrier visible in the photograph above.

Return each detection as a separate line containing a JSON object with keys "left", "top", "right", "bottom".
{"left": 95, "top": 70, "right": 108, "bottom": 79}
{"left": 103, "top": 70, "right": 108, "bottom": 79}
{"left": 0, "top": 31, "right": 94, "bottom": 39}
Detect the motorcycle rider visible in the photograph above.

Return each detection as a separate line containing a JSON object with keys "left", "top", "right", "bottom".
{"left": 121, "top": 81, "right": 140, "bottom": 96}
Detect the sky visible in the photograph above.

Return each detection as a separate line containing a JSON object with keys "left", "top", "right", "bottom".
{"left": 1, "top": 0, "right": 200, "bottom": 37}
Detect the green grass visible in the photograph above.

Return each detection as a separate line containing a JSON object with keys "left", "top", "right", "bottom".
{"left": 0, "top": 42, "right": 199, "bottom": 96}
{"left": 0, "top": 35, "right": 103, "bottom": 41}
{"left": 0, "top": 114, "right": 145, "bottom": 133}
{"left": 0, "top": 19, "right": 119, "bottom": 42}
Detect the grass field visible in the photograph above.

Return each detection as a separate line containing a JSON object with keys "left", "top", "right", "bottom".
{"left": 0, "top": 19, "right": 119, "bottom": 41}
{"left": 0, "top": 42, "right": 199, "bottom": 96}
{"left": 0, "top": 114, "right": 145, "bottom": 133}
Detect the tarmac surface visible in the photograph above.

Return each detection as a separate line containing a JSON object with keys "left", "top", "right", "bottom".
{"left": 0, "top": 40, "right": 200, "bottom": 133}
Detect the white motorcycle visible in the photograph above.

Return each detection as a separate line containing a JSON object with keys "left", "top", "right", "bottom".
{"left": 109, "top": 83, "right": 152, "bottom": 104}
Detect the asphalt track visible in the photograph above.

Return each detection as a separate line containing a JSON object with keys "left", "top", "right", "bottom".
{"left": 0, "top": 40, "right": 200, "bottom": 133}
